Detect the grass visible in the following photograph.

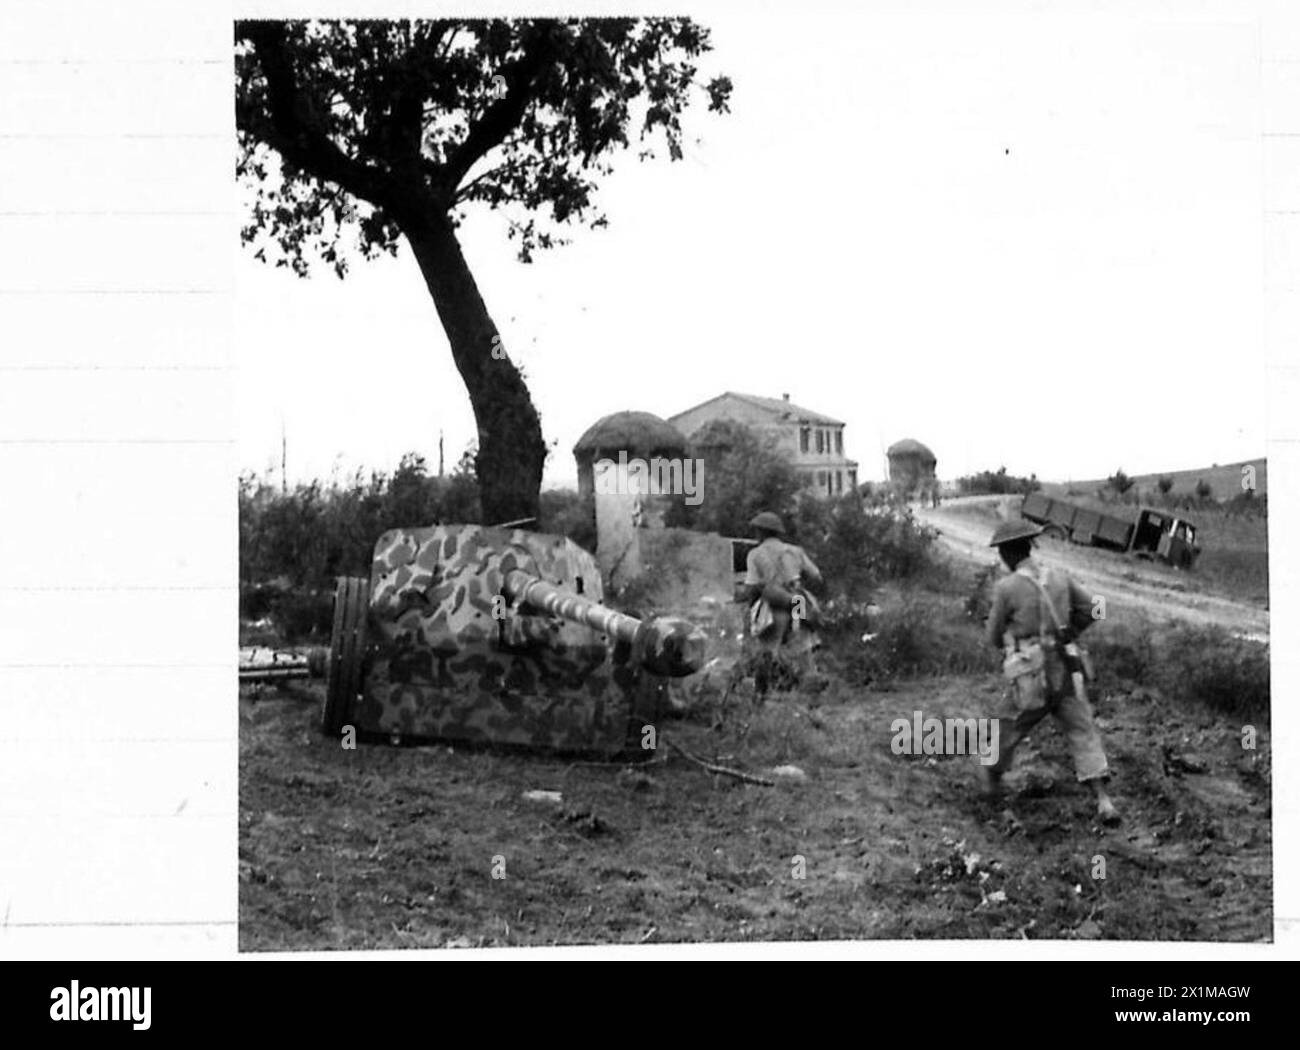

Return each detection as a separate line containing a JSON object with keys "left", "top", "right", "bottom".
{"left": 1042, "top": 457, "right": 1267, "bottom": 501}
{"left": 1084, "top": 614, "right": 1269, "bottom": 721}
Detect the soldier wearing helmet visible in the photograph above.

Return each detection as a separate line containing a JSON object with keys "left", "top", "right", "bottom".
{"left": 738, "top": 511, "right": 824, "bottom": 668}
{"left": 984, "top": 518, "right": 1120, "bottom": 825}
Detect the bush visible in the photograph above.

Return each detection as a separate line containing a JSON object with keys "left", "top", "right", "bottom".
{"left": 1157, "top": 475, "right": 1174, "bottom": 495}
{"left": 1223, "top": 491, "right": 1266, "bottom": 519}
{"left": 1195, "top": 478, "right": 1213, "bottom": 500}
{"left": 537, "top": 488, "right": 596, "bottom": 551}
{"left": 1157, "top": 626, "right": 1269, "bottom": 719}
{"left": 840, "top": 591, "right": 993, "bottom": 682}
{"left": 667, "top": 419, "right": 803, "bottom": 538}
{"left": 1085, "top": 616, "right": 1268, "bottom": 719}
{"left": 239, "top": 448, "right": 481, "bottom": 596}
{"left": 1086, "top": 616, "right": 1158, "bottom": 691}
{"left": 956, "top": 466, "right": 1039, "bottom": 496}
{"left": 1108, "top": 468, "right": 1134, "bottom": 495}
{"left": 790, "top": 495, "right": 940, "bottom": 604}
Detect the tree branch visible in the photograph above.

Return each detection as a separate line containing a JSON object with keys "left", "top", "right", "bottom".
{"left": 238, "top": 21, "right": 398, "bottom": 210}
{"left": 437, "top": 26, "right": 559, "bottom": 196}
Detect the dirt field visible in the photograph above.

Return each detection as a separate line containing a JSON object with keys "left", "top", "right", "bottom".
{"left": 239, "top": 665, "right": 1271, "bottom": 949}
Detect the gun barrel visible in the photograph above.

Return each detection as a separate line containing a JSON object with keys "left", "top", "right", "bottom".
{"left": 502, "top": 570, "right": 706, "bottom": 677}
{"left": 503, "top": 571, "right": 643, "bottom": 643}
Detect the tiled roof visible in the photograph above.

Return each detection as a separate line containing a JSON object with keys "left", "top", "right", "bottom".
{"left": 670, "top": 391, "right": 844, "bottom": 426}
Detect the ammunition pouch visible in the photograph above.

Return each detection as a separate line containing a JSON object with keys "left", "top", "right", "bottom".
{"left": 1002, "top": 639, "right": 1048, "bottom": 712}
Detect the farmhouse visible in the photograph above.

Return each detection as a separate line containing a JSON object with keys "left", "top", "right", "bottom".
{"left": 668, "top": 391, "right": 859, "bottom": 499}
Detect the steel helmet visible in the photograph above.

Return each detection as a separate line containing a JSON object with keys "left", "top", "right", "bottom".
{"left": 749, "top": 511, "right": 786, "bottom": 536}
{"left": 988, "top": 519, "right": 1043, "bottom": 547}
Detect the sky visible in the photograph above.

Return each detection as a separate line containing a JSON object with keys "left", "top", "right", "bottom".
{"left": 236, "top": 1, "right": 1266, "bottom": 491}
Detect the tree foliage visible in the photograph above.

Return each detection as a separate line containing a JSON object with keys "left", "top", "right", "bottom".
{"left": 235, "top": 19, "right": 732, "bottom": 272}
{"left": 667, "top": 420, "right": 803, "bottom": 537}
{"left": 956, "top": 466, "right": 1039, "bottom": 496}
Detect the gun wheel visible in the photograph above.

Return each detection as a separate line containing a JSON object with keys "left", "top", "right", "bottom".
{"left": 1041, "top": 524, "right": 1068, "bottom": 542}
{"left": 322, "top": 576, "right": 370, "bottom": 736}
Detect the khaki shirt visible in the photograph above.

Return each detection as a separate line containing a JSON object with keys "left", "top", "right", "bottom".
{"left": 745, "top": 537, "right": 822, "bottom": 590}
{"left": 984, "top": 557, "right": 1094, "bottom": 649}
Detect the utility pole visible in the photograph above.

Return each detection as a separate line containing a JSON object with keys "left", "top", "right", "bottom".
{"left": 439, "top": 429, "right": 445, "bottom": 478}
{"left": 280, "top": 416, "right": 287, "bottom": 495}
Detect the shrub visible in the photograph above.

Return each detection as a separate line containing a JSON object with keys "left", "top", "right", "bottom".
{"left": 956, "top": 466, "right": 1039, "bottom": 496}
{"left": 1156, "top": 626, "right": 1269, "bottom": 719}
{"left": 538, "top": 488, "right": 596, "bottom": 551}
{"left": 1222, "top": 491, "right": 1266, "bottom": 521}
{"left": 239, "top": 448, "right": 481, "bottom": 596}
{"left": 1086, "top": 616, "right": 1158, "bottom": 691}
{"left": 1157, "top": 475, "right": 1174, "bottom": 495}
{"left": 1195, "top": 478, "right": 1213, "bottom": 500}
{"left": 791, "top": 495, "right": 940, "bottom": 604}
{"left": 1108, "top": 469, "right": 1134, "bottom": 495}
{"left": 840, "top": 591, "right": 993, "bottom": 683}
{"left": 667, "top": 419, "right": 803, "bottom": 538}
{"left": 1084, "top": 616, "right": 1268, "bottom": 719}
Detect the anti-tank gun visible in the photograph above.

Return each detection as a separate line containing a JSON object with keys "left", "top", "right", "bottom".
{"left": 313, "top": 524, "right": 706, "bottom": 758}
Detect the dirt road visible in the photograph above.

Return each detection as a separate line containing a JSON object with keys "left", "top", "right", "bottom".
{"left": 916, "top": 497, "right": 1269, "bottom": 641}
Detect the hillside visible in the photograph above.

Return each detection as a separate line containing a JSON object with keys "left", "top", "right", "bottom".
{"left": 1041, "top": 458, "right": 1266, "bottom": 501}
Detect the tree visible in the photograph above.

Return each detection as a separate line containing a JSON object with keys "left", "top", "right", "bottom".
{"left": 1108, "top": 468, "right": 1134, "bottom": 495}
{"left": 667, "top": 420, "right": 802, "bottom": 537}
{"left": 235, "top": 19, "right": 732, "bottom": 522}
{"left": 1157, "top": 475, "right": 1174, "bottom": 495}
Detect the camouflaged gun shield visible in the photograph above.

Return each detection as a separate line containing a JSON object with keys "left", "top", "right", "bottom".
{"left": 354, "top": 525, "right": 685, "bottom": 757}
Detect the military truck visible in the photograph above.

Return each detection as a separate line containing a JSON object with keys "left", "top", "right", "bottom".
{"left": 1020, "top": 492, "right": 1201, "bottom": 568}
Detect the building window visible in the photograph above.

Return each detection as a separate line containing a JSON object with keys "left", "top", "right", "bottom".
{"left": 815, "top": 430, "right": 824, "bottom": 454}
{"left": 816, "top": 470, "right": 826, "bottom": 489}
{"left": 835, "top": 471, "right": 843, "bottom": 494}
{"left": 835, "top": 430, "right": 843, "bottom": 454}
{"left": 848, "top": 469, "right": 857, "bottom": 491}
{"left": 800, "top": 426, "right": 810, "bottom": 453}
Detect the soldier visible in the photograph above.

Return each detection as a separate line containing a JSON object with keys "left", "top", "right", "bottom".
{"left": 738, "top": 511, "right": 823, "bottom": 665}
{"left": 983, "top": 520, "right": 1120, "bottom": 826}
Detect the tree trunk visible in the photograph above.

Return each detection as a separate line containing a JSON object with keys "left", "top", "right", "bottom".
{"left": 405, "top": 217, "right": 547, "bottom": 525}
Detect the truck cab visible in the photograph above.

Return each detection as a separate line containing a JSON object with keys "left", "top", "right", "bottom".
{"left": 1131, "top": 508, "right": 1200, "bottom": 568}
